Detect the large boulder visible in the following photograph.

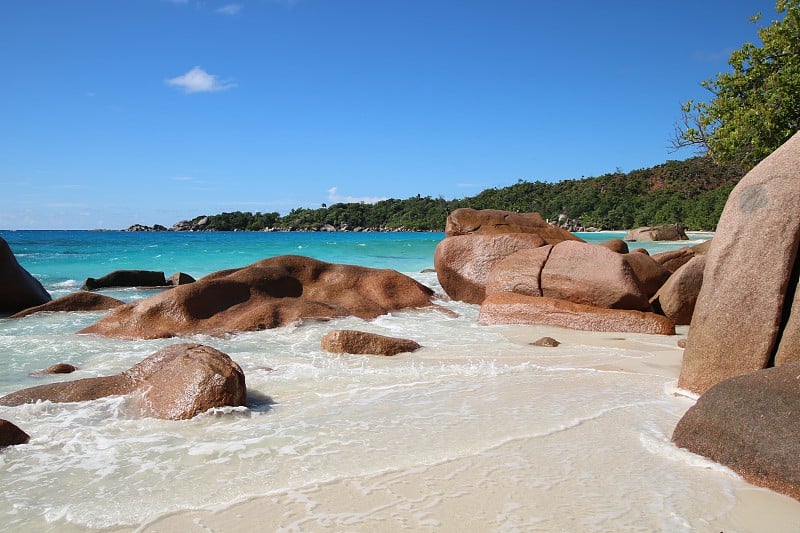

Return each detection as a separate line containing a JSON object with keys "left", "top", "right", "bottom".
{"left": 434, "top": 233, "right": 546, "bottom": 304}
{"left": 622, "top": 252, "right": 672, "bottom": 298}
{"left": 540, "top": 241, "right": 650, "bottom": 310}
{"left": 10, "top": 292, "right": 124, "bottom": 318}
{"left": 0, "top": 419, "right": 30, "bottom": 447}
{"left": 651, "top": 240, "right": 712, "bottom": 273}
{"left": 79, "top": 255, "right": 434, "bottom": 339}
{"left": 672, "top": 362, "right": 800, "bottom": 501}
{"left": 650, "top": 255, "right": 705, "bottom": 325}
{"left": 444, "top": 208, "right": 583, "bottom": 244}
{"left": 775, "top": 285, "right": 800, "bottom": 365}
{"left": 679, "top": 132, "right": 800, "bottom": 394}
{"left": 624, "top": 224, "right": 688, "bottom": 242}
{"left": 485, "top": 245, "right": 553, "bottom": 297}
{"left": 0, "top": 344, "right": 246, "bottom": 420}
{"left": 82, "top": 270, "right": 167, "bottom": 291}
{"left": 0, "top": 236, "right": 51, "bottom": 315}
{"left": 321, "top": 330, "right": 421, "bottom": 356}
{"left": 478, "top": 293, "right": 675, "bottom": 335}
{"left": 166, "top": 272, "right": 196, "bottom": 286}
{"left": 599, "top": 238, "right": 629, "bottom": 254}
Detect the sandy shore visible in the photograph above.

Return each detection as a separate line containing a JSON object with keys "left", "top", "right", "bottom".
{"left": 135, "top": 325, "right": 800, "bottom": 532}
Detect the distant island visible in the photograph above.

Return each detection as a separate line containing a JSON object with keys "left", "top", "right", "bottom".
{"left": 129, "top": 156, "right": 741, "bottom": 233}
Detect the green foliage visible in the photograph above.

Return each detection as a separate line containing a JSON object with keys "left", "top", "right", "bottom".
{"left": 675, "top": 0, "right": 800, "bottom": 170}
{"left": 186, "top": 156, "right": 741, "bottom": 232}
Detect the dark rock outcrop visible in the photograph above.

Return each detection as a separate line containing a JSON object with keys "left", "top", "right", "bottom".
{"left": 0, "top": 344, "right": 246, "bottom": 420}
{"left": 0, "top": 419, "right": 30, "bottom": 447}
{"left": 0, "top": 236, "right": 51, "bottom": 315}
{"left": 10, "top": 292, "right": 124, "bottom": 318}
{"left": 444, "top": 208, "right": 583, "bottom": 244}
{"left": 79, "top": 255, "right": 434, "bottom": 339}
{"left": 321, "top": 330, "right": 421, "bottom": 356}
{"left": 679, "top": 131, "right": 800, "bottom": 394}
{"left": 82, "top": 270, "right": 167, "bottom": 291}
{"left": 624, "top": 224, "right": 688, "bottom": 242}
{"left": 478, "top": 293, "right": 675, "bottom": 335}
{"left": 672, "top": 362, "right": 800, "bottom": 501}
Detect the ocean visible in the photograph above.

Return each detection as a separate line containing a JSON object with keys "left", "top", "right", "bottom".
{"left": 2, "top": 230, "right": 798, "bottom": 532}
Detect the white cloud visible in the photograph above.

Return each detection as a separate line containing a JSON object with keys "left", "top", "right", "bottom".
{"left": 327, "top": 186, "right": 387, "bottom": 204}
{"left": 216, "top": 4, "right": 243, "bottom": 15}
{"left": 169, "top": 176, "right": 195, "bottom": 181}
{"left": 166, "top": 66, "right": 236, "bottom": 94}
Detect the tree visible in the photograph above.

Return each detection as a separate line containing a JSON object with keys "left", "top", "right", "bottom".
{"left": 673, "top": 0, "right": 800, "bottom": 171}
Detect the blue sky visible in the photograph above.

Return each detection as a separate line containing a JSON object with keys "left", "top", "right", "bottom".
{"left": 0, "top": 0, "right": 778, "bottom": 229}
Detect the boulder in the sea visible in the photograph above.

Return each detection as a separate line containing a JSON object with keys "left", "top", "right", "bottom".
{"left": 0, "top": 419, "right": 30, "bottom": 447}
{"left": 672, "top": 362, "right": 800, "bottom": 502}
{"left": 79, "top": 255, "right": 434, "bottom": 339}
{"left": 679, "top": 131, "right": 800, "bottom": 394}
{"left": 650, "top": 255, "right": 706, "bottom": 325}
{"left": 540, "top": 241, "right": 650, "bottom": 311}
{"left": 0, "top": 343, "right": 246, "bottom": 420}
{"left": 624, "top": 224, "right": 688, "bottom": 242}
{"left": 0, "top": 236, "right": 51, "bottom": 315}
{"left": 166, "top": 272, "right": 196, "bottom": 286}
{"left": 434, "top": 233, "right": 547, "bottom": 304}
{"left": 444, "top": 208, "right": 583, "bottom": 244}
{"left": 622, "top": 252, "right": 672, "bottom": 298}
{"left": 82, "top": 270, "right": 167, "bottom": 291}
{"left": 478, "top": 293, "right": 675, "bottom": 335}
{"left": 41, "top": 363, "right": 78, "bottom": 375}
{"left": 321, "top": 330, "right": 421, "bottom": 356}
{"left": 10, "top": 292, "right": 124, "bottom": 318}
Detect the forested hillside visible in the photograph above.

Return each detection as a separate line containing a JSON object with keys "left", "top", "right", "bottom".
{"left": 168, "top": 156, "right": 741, "bottom": 232}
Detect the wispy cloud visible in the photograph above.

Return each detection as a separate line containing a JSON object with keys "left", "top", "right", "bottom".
{"left": 169, "top": 176, "right": 195, "bottom": 181}
{"left": 166, "top": 66, "right": 236, "bottom": 94}
{"left": 693, "top": 48, "right": 733, "bottom": 63}
{"left": 216, "top": 4, "right": 243, "bottom": 15}
{"left": 327, "top": 186, "right": 387, "bottom": 204}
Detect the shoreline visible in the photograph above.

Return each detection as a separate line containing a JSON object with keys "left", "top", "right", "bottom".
{"left": 134, "top": 324, "right": 800, "bottom": 532}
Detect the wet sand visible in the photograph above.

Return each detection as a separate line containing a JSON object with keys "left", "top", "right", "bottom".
{"left": 138, "top": 325, "right": 800, "bottom": 532}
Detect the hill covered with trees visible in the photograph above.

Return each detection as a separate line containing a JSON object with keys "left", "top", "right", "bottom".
{"left": 161, "top": 156, "right": 741, "bottom": 233}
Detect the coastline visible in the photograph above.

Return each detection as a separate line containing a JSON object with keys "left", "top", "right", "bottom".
{"left": 138, "top": 324, "right": 800, "bottom": 532}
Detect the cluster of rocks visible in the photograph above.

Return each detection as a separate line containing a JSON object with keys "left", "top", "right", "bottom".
{"left": 3, "top": 134, "right": 800, "bottom": 503}
{"left": 125, "top": 224, "right": 169, "bottom": 232}
{"left": 433, "top": 208, "right": 703, "bottom": 335}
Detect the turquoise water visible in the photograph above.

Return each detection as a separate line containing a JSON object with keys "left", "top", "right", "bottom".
{"left": 4, "top": 229, "right": 779, "bottom": 532}
{"left": 1, "top": 230, "right": 444, "bottom": 298}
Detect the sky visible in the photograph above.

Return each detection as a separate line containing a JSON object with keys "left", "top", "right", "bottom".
{"left": 0, "top": 0, "right": 780, "bottom": 229}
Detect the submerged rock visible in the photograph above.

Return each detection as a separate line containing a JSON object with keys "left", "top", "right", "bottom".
{"left": 40, "top": 363, "right": 78, "bottom": 375}
{"left": 79, "top": 255, "right": 434, "bottom": 339}
{"left": 0, "top": 344, "right": 246, "bottom": 420}
{"left": 531, "top": 336, "right": 561, "bottom": 347}
{"left": 0, "top": 236, "right": 51, "bottom": 315}
{"left": 10, "top": 292, "right": 124, "bottom": 318}
{"left": 321, "top": 330, "right": 421, "bottom": 356}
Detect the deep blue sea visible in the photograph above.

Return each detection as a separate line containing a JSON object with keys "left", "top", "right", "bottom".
{"left": 5, "top": 229, "right": 795, "bottom": 532}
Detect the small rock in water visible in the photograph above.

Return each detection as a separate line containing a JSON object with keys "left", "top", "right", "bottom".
{"left": 531, "top": 336, "right": 561, "bottom": 347}
{"left": 43, "top": 363, "right": 78, "bottom": 374}
{"left": 677, "top": 338, "right": 687, "bottom": 348}
{"left": 0, "top": 419, "right": 30, "bottom": 447}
